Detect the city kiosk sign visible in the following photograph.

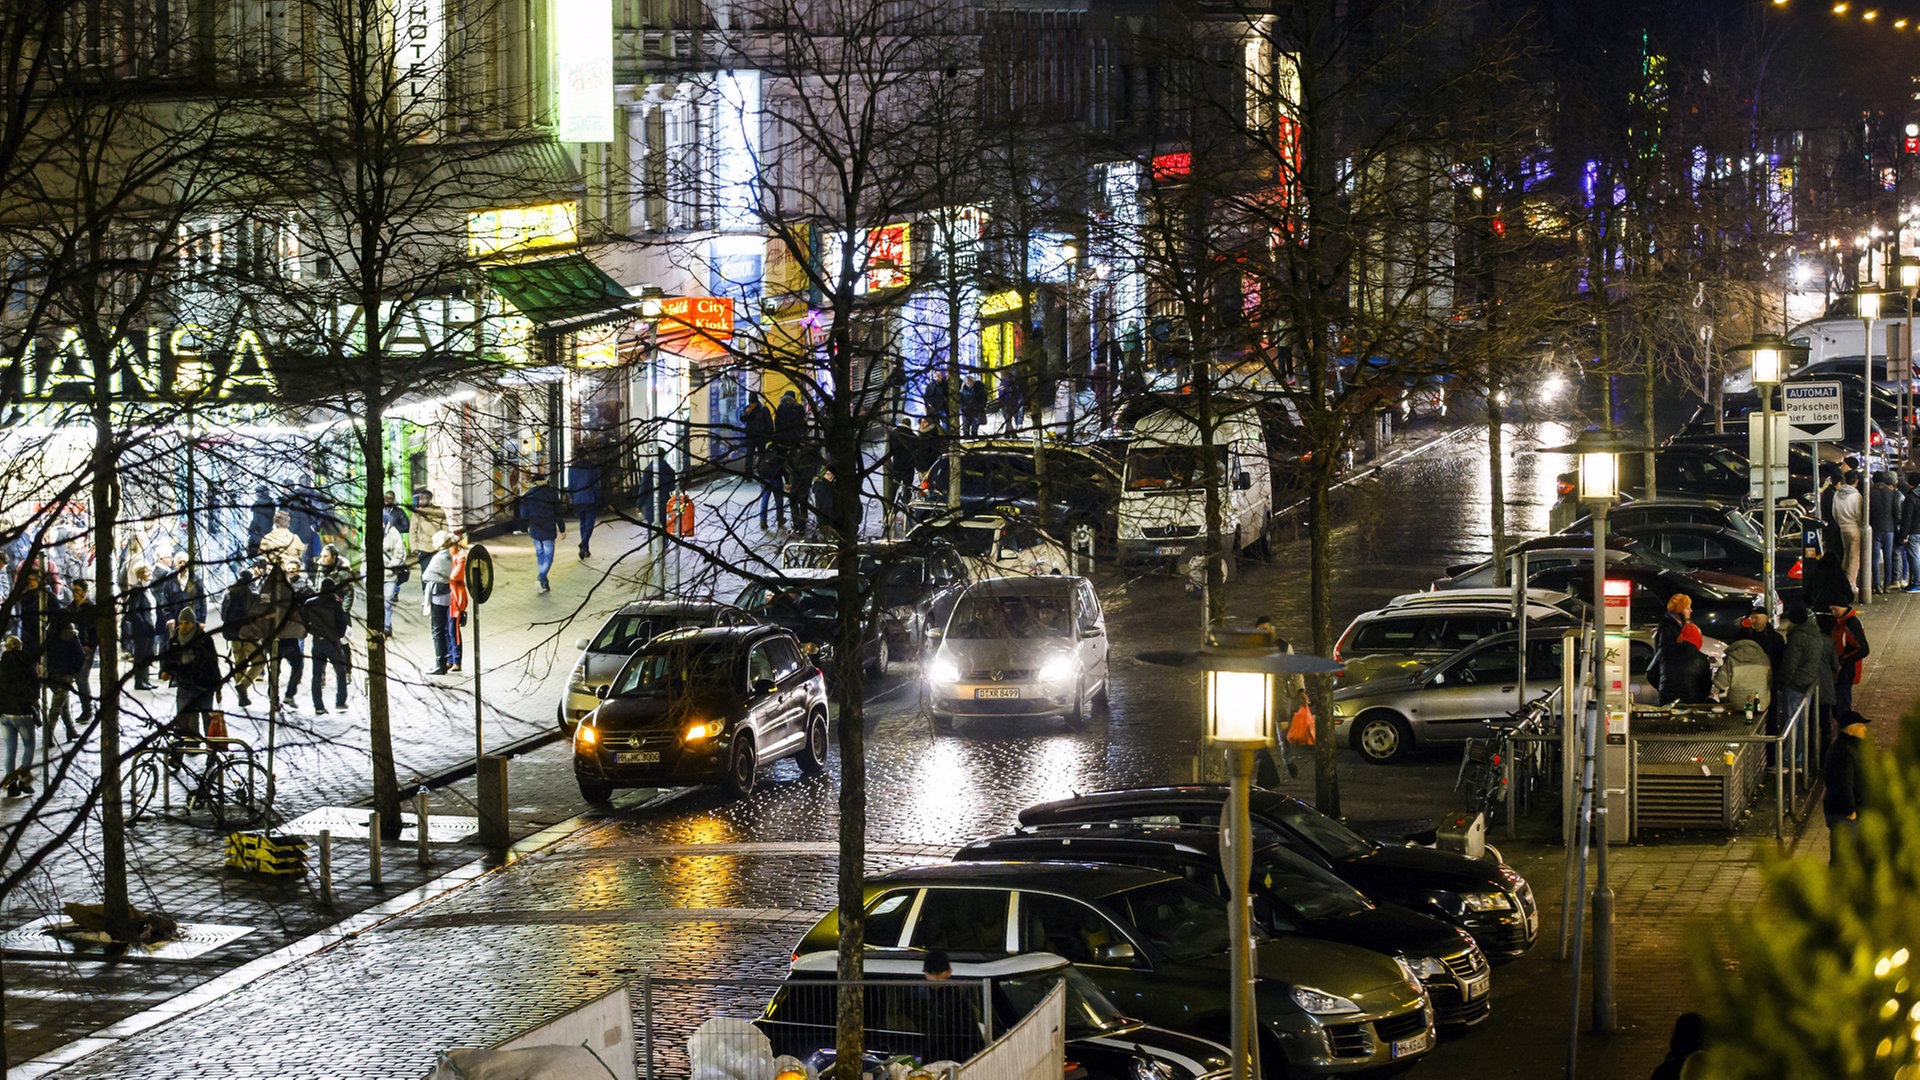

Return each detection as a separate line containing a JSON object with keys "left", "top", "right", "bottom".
{"left": 656, "top": 297, "right": 734, "bottom": 339}
{"left": 9, "top": 324, "right": 278, "bottom": 401}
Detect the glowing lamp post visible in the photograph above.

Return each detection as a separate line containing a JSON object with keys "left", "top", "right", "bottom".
{"left": 1855, "top": 285, "right": 1883, "bottom": 604}
{"left": 1140, "top": 629, "right": 1342, "bottom": 1080}
{"left": 1735, "top": 334, "right": 1808, "bottom": 623}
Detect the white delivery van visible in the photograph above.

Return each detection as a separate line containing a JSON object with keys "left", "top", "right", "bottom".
{"left": 1118, "top": 403, "right": 1273, "bottom": 564}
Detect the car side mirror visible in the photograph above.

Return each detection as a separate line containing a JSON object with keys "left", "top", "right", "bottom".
{"left": 594, "top": 685, "right": 611, "bottom": 698}
{"left": 1235, "top": 471, "right": 1253, "bottom": 490}
{"left": 574, "top": 637, "right": 589, "bottom": 651}
{"left": 751, "top": 677, "right": 778, "bottom": 695}
{"left": 1081, "top": 626, "right": 1104, "bottom": 639}
{"left": 1428, "top": 671, "right": 1445, "bottom": 686}
{"left": 926, "top": 627, "right": 943, "bottom": 642}
{"left": 1095, "top": 942, "right": 1137, "bottom": 964}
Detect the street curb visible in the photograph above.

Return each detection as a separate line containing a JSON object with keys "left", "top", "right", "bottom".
{"left": 405, "top": 726, "right": 568, "bottom": 791}
{"left": 5, "top": 813, "right": 600, "bottom": 1080}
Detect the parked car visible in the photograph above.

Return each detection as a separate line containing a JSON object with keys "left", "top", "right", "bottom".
{"left": 912, "top": 441, "right": 1122, "bottom": 545}
{"left": 1118, "top": 404, "right": 1274, "bottom": 563}
{"left": 1660, "top": 433, "right": 1819, "bottom": 499}
{"left": 1518, "top": 557, "right": 1769, "bottom": 640}
{"left": 1562, "top": 497, "right": 1764, "bottom": 545}
{"left": 779, "top": 538, "right": 969, "bottom": 658}
{"left": 792, "top": 862, "right": 1437, "bottom": 1076}
{"left": 955, "top": 823, "right": 1494, "bottom": 1029}
{"left": 1599, "top": 521, "right": 1804, "bottom": 602}
{"left": 557, "top": 600, "right": 753, "bottom": 733}
{"left": 761, "top": 951, "right": 1232, "bottom": 1080}
{"left": 1016, "top": 787, "right": 1540, "bottom": 959}
{"left": 911, "top": 510, "right": 1075, "bottom": 580}
{"left": 921, "top": 575, "right": 1109, "bottom": 732}
{"left": 1330, "top": 627, "right": 1708, "bottom": 763}
{"left": 734, "top": 568, "right": 892, "bottom": 678}
{"left": 571, "top": 625, "right": 828, "bottom": 802}
{"left": 1332, "top": 601, "right": 1576, "bottom": 684}
{"left": 1384, "top": 587, "right": 1588, "bottom": 620}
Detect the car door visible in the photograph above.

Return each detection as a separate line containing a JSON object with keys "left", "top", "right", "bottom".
{"left": 1414, "top": 641, "right": 1524, "bottom": 735}
{"left": 745, "top": 642, "right": 795, "bottom": 750}
{"left": 1014, "top": 892, "right": 1159, "bottom": 1022}
{"left": 1071, "top": 581, "right": 1107, "bottom": 692}
{"left": 770, "top": 637, "right": 815, "bottom": 729}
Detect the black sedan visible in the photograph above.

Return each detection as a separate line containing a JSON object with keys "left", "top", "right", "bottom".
{"left": 912, "top": 441, "right": 1121, "bottom": 543}
{"left": 956, "top": 823, "right": 1494, "bottom": 1028}
{"left": 1603, "top": 521, "right": 1804, "bottom": 601}
{"left": 779, "top": 538, "right": 969, "bottom": 658}
{"left": 1520, "top": 557, "right": 1769, "bottom": 640}
{"left": 734, "top": 568, "right": 892, "bottom": 678}
{"left": 571, "top": 625, "right": 828, "bottom": 802}
{"left": 1017, "top": 786, "right": 1540, "bottom": 959}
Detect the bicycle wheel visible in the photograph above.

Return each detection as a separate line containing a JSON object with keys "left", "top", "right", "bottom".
{"left": 206, "top": 757, "right": 270, "bottom": 830}
{"left": 126, "top": 752, "right": 165, "bottom": 826}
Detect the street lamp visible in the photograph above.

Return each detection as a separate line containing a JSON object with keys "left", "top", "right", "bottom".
{"left": 1854, "top": 284, "right": 1884, "bottom": 604}
{"left": 1139, "top": 630, "right": 1343, "bottom": 1080}
{"left": 1735, "top": 334, "right": 1807, "bottom": 624}
{"left": 1900, "top": 257, "right": 1919, "bottom": 466}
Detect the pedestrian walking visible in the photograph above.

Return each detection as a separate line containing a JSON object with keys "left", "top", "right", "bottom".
{"left": 44, "top": 620, "right": 83, "bottom": 744}
{"left": 1871, "top": 471, "right": 1901, "bottom": 593}
{"left": 926, "top": 371, "right": 952, "bottom": 427}
{"left": 246, "top": 485, "right": 276, "bottom": 555}
{"left": 158, "top": 608, "right": 221, "bottom": 739}
{"left": 962, "top": 377, "right": 988, "bottom": 437}
{"left": 756, "top": 445, "right": 788, "bottom": 530}
{"left": 742, "top": 396, "right": 773, "bottom": 478}
{"left": 382, "top": 519, "right": 409, "bottom": 634}
{"left": 569, "top": 460, "right": 601, "bottom": 559}
{"left": 257, "top": 510, "right": 302, "bottom": 568}
{"left": 448, "top": 534, "right": 470, "bottom": 672}
{"left": 787, "top": 442, "right": 816, "bottom": 533}
{"left": 65, "top": 580, "right": 96, "bottom": 725}
{"left": 884, "top": 418, "right": 919, "bottom": 521}
{"left": 267, "top": 561, "right": 308, "bottom": 707}
{"left": 1829, "top": 601, "right": 1869, "bottom": 717}
{"left": 998, "top": 375, "right": 1023, "bottom": 432}
{"left": 1650, "top": 1013, "right": 1707, "bottom": 1080}
{"left": 383, "top": 490, "right": 411, "bottom": 536}
{"left": 656, "top": 454, "right": 678, "bottom": 529}
{"left": 11, "top": 566, "right": 52, "bottom": 664}
{"left": 124, "top": 564, "right": 157, "bottom": 690}
{"left": 0, "top": 637, "right": 38, "bottom": 797}
{"left": 1904, "top": 471, "right": 1920, "bottom": 594}
{"left": 423, "top": 530, "right": 456, "bottom": 674}
{"left": 517, "top": 478, "right": 563, "bottom": 593}
{"left": 1657, "top": 624, "right": 1713, "bottom": 706}
{"left": 1823, "top": 710, "right": 1872, "bottom": 864}
{"left": 221, "top": 560, "right": 270, "bottom": 709}
{"left": 303, "top": 580, "right": 350, "bottom": 714}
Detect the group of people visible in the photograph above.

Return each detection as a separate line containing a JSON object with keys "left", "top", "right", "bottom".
{"left": 919, "top": 373, "right": 992, "bottom": 438}
{"left": 1822, "top": 463, "right": 1920, "bottom": 596}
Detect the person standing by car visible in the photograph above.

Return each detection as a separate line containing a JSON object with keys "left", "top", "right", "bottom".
{"left": 1823, "top": 710, "right": 1871, "bottom": 864}
{"left": 1648, "top": 593, "right": 1691, "bottom": 696}
{"left": 516, "top": 478, "right": 563, "bottom": 594}
{"left": 1657, "top": 623, "right": 1714, "bottom": 706}
{"left": 158, "top": 608, "right": 221, "bottom": 739}
{"left": 1829, "top": 602, "right": 1869, "bottom": 717}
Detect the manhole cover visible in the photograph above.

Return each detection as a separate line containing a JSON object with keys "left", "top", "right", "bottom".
{"left": 279, "top": 806, "right": 478, "bottom": 843}
{"left": 0, "top": 915, "right": 253, "bottom": 960}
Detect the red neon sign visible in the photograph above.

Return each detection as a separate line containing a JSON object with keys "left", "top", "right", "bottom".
{"left": 1151, "top": 152, "right": 1192, "bottom": 182}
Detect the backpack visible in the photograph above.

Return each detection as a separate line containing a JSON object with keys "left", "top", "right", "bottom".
{"left": 219, "top": 585, "right": 250, "bottom": 641}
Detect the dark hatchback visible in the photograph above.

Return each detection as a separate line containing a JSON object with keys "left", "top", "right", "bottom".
{"left": 912, "top": 442, "right": 1122, "bottom": 543}
{"left": 734, "top": 568, "right": 892, "bottom": 678}
{"left": 955, "top": 823, "right": 1493, "bottom": 1029}
{"left": 779, "top": 538, "right": 969, "bottom": 659}
{"left": 572, "top": 625, "right": 828, "bottom": 802}
{"left": 1017, "top": 787, "right": 1539, "bottom": 960}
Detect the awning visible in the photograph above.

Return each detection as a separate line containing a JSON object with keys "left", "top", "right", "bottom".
{"left": 487, "top": 255, "right": 640, "bottom": 333}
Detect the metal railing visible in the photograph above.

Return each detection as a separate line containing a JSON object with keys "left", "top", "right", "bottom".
{"left": 1626, "top": 690, "right": 1817, "bottom": 840}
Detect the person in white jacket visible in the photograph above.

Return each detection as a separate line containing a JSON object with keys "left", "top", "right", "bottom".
{"left": 1713, "top": 634, "right": 1772, "bottom": 719}
{"left": 381, "top": 523, "right": 409, "bottom": 634}
{"left": 1831, "top": 473, "right": 1865, "bottom": 595}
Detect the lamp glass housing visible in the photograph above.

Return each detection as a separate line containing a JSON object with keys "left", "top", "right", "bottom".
{"left": 1901, "top": 261, "right": 1920, "bottom": 291}
{"left": 1858, "top": 291, "right": 1883, "bottom": 321}
{"left": 1579, "top": 450, "right": 1618, "bottom": 503}
{"left": 1206, "top": 669, "right": 1275, "bottom": 744}
{"left": 1751, "top": 347, "right": 1783, "bottom": 387}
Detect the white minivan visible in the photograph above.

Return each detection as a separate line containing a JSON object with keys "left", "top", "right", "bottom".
{"left": 1118, "top": 404, "right": 1272, "bottom": 563}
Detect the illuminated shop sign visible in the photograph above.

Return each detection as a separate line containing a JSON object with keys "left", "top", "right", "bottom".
{"left": 554, "top": 0, "right": 614, "bottom": 142}
{"left": 468, "top": 202, "right": 580, "bottom": 258}
{"left": 822, "top": 223, "right": 912, "bottom": 293}
{"left": 657, "top": 297, "right": 735, "bottom": 339}
{"left": 12, "top": 325, "right": 278, "bottom": 400}
{"left": 1150, "top": 153, "right": 1192, "bottom": 182}
{"left": 394, "top": 0, "right": 444, "bottom": 127}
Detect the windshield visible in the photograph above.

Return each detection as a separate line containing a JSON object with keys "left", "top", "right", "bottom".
{"left": 612, "top": 642, "right": 739, "bottom": 697}
{"left": 1621, "top": 543, "right": 1691, "bottom": 574}
{"left": 950, "top": 524, "right": 997, "bottom": 557}
{"left": 1263, "top": 796, "right": 1376, "bottom": 861}
{"left": 1255, "top": 848, "right": 1373, "bottom": 919}
{"left": 755, "top": 583, "right": 845, "bottom": 620}
{"left": 1115, "top": 880, "right": 1235, "bottom": 961}
{"left": 589, "top": 612, "right": 708, "bottom": 654}
{"left": 998, "top": 969, "right": 1133, "bottom": 1039}
{"left": 882, "top": 561, "right": 927, "bottom": 606}
{"left": 949, "top": 593, "right": 1072, "bottom": 639}
{"left": 1125, "top": 445, "right": 1226, "bottom": 491}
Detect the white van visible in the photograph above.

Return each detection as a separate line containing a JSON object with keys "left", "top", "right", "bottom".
{"left": 1118, "top": 404, "right": 1273, "bottom": 563}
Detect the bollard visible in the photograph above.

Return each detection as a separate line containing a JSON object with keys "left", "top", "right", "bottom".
{"left": 319, "top": 830, "right": 335, "bottom": 906}
{"left": 476, "top": 755, "right": 509, "bottom": 850}
{"left": 368, "top": 811, "right": 383, "bottom": 886}
{"left": 415, "top": 788, "right": 431, "bottom": 865}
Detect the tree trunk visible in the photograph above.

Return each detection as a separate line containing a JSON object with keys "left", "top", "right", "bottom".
{"left": 1195, "top": 344, "right": 1227, "bottom": 628}
{"left": 361, "top": 307, "right": 401, "bottom": 838}
{"left": 90, "top": 384, "right": 131, "bottom": 940}
{"left": 1488, "top": 386, "right": 1507, "bottom": 588}
{"left": 828, "top": 287, "right": 867, "bottom": 1080}
{"left": 1307, "top": 464, "right": 1338, "bottom": 816}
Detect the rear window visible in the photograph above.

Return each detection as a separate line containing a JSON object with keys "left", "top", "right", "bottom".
{"left": 911, "top": 889, "right": 1010, "bottom": 955}
{"left": 1347, "top": 617, "right": 1433, "bottom": 653}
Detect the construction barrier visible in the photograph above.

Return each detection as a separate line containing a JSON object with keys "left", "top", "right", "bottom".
{"left": 225, "top": 832, "right": 309, "bottom": 876}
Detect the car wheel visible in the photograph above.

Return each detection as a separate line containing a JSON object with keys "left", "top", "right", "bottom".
{"left": 1352, "top": 710, "right": 1413, "bottom": 763}
{"left": 577, "top": 777, "right": 613, "bottom": 806}
{"left": 723, "top": 735, "right": 757, "bottom": 798}
{"left": 1064, "top": 678, "right": 1088, "bottom": 731}
{"left": 865, "top": 636, "right": 889, "bottom": 679}
{"left": 1091, "top": 683, "right": 1111, "bottom": 720}
{"left": 557, "top": 703, "right": 574, "bottom": 735}
{"left": 1254, "top": 513, "right": 1275, "bottom": 561}
{"left": 798, "top": 711, "right": 829, "bottom": 774}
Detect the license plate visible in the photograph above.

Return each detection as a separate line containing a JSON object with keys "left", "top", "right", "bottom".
{"left": 615, "top": 751, "right": 661, "bottom": 764}
{"left": 1463, "top": 974, "right": 1490, "bottom": 1000}
{"left": 1526, "top": 908, "right": 1540, "bottom": 937}
{"left": 1390, "top": 1031, "right": 1431, "bottom": 1059}
{"left": 975, "top": 687, "right": 1021, "bottom": 700}
{"left": 1154, "top": 545, "right": 1185, "bottom": 556}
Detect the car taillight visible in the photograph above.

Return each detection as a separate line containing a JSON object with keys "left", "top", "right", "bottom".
{"left": 1788, "top": 559, "right": 1803, "bottom": 580}
{"left": 1873, "top": 430, "right": 1884, "bottom": 446}
{"left": 1557, "top": 480, "right": 1575, "bottom": 497}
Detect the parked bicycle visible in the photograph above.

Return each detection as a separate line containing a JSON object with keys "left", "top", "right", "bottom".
{"left": 125, "top": 727, "right": 270, "bottom": 830}
{"left": 1456, "top": 691, "right": 1557, "bottom": 821}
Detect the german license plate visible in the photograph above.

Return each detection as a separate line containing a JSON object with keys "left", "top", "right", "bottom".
{"left": 1154, "top": 545, "right": 1184, "bottom": 556}
{"left": 1390, "top": 1031, "right": 1431, "bottom": 1059}
{"left": 975, "top": 687, "right": 1021, "bottom": 700}
{"left": 1463, "top": 974, "right": 1489, "bottom": 1000}
{"left": 615, "top": 751, "right": 661, "bottom": 764}
{"left": 1526, "top": 908, "right": 1540, "bottom": 937}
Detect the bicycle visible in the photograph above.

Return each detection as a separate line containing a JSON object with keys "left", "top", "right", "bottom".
{"left": 1456, "top": 692, "right": 1556, "bottom": 820}
{"left": 125, "top": 728, "right": 270, "bottom": 830}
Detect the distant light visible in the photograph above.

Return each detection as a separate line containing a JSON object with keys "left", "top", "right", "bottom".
{"left": 1864, "top": 8, "right": 1879, "bottom": 19}
{"left": 1907, "top": 124, "right": 1919, "bottom": 137}
{"left": 1900, "top": 17, "right": 1913, "bottom": 26}
{"left": 1470, "top": 185, "right": 1484, "bottom": 199}
{"left": 1793, "top": 263, "right": 1814, "bottom": 286}
{"left": 1834, "top": 2, "right": 1849, "bottom": 12}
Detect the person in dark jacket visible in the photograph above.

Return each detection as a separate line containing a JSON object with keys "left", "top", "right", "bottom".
{"left": 773, "top": 390, "right": 806, "bottom": 452}
{"left": 1904, "top": 471, "right": 1920, "bottom": 594}
{"left": 925, "top": 372, "right": 952, "bottom": 427}
{"left": 0, "top": 637, "right": 37, "bottom": 796}
{"left": 44, "top": 620, "right": 84, "bottom": 743}
{"left": 1648, "top": 593, "right": 1691, "bottom": 694}
{"left": 742, "top": 397, "right": 773, "bottom": 478}
{"left": 1870, "top": 471, "right": 1901, "bottom": 593}
{"left": 383, "top": 490, "right": 411, "bottom": 536}
{"left": 1657, "top": 623, "right": 1714, "bottom": 705}
{"left": 1777, "top": 602, "right": 1827, "bottom": 750}
{"left": 568, "top": 461, "right": 601, "bottom": 559}
{"left": 124, "top": 564, "right": 157, "bottom": 690}
{"left": 246, "top": 485, "right": 276, "bottom": 556}
{"left": 1829, "top": 602, "right": 1869, "bottom": 716}
{"left": 516, "top": 479, "right": 564, "bottom": 593}
{"left": 810, "top": 466, "right": 840, "bottom": 538}
{"left": 884, "top": 419, "right": 920, "bottom": 519}
{"left": 962, "top": 377, "right": 988, "bottom": 437}
{"left": 11, "top": 567, "right": 53, "bottom": 663}
{"left": 1823, "top": 710, "right": 1871, "bottom": 864}
{"left": 755, "top": 443, "right": 787, "bottom": 530}
{"left": 158, "top": 609, "right": 221, "bottom": 739}
{"left": 304, "top": 581, "right": 350, "bottom": 714}
{"left": 787, "top": 442, "right": 817, "bottom": 532}
{"left": 1650, "top": 1012, "right": 1706, "bottom": 1080}
{"left": 1802, "top": 541, "right": 1855, "bottom": 610}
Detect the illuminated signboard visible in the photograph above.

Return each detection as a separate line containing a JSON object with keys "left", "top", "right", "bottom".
{"left": 1151, "top": 153, "right": 1191, "bottom": 182}
{"left": 979, "top": 290, "right": 1025, "bottom": 317}
{"left": 394, "top": 0, "right": 443, "bottom": 129}
{"left": 657, "top": 297, "right": 735, "bottom": 339}
{"left": 575, "top": 323, "right": 620, "bottom": 367}
{"left": 468, "top": 202, "right": 580, "bottom": 258}
{"left": 822, "top": 224, "right": 912, "bottom": 294}
{"left": 554, "top": 0, "right": 613, "bottom": 142}
{"left": 14, "top": 325, "right": 278, "bottom": 400}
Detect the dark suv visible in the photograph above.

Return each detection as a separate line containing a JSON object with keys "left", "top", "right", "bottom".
{"left": 1017, "top": 787, "right": 1540, "bottom": 960}
{"left": 572, "top": 625, "right": 828, "bottom": 802}
{"left": 955, "top": 823, "right": 1493, "bottom": 1029}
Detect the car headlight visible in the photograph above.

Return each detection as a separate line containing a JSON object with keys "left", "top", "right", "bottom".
{"left": 575, "top": 724, "right": 597, "bottom": 746}
{"left": 1290, "top": 986, "right": 1362, "bottom": 1016}
{"left": 1131, "top": 1056, "right": 1174, "bottom": 1080}
{"left": 928, "top": 656, "right": 961, "bottom": 684}
{"left": 1039, "top": 657, "right": 1075, "bottom": 684}
{"left": 683, "top": 720, "right": 720, "bottom": 742}
{"left": 1458, "top": 890, "right": 1515, "bottom": 913}
{"left": 1404, "top": 955, "right": 1449, "bottom": 979}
